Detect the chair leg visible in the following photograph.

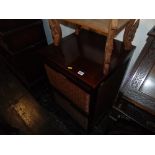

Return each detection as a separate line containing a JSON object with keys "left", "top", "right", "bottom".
{"left": 48, "top": 19, "right": 62, "bottom": 46}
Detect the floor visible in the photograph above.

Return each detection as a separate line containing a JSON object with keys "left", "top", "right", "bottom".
{"left": 0, "top": 56, "right": 151, "bottom": 135}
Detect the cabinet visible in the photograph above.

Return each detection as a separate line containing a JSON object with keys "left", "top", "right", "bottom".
{"left": 112, "top": 26, "right": 155, "bottom": 133}
{"left": 0, "top": 20, "right": 47, "bottom": 88}
{"left": 42, "top": 29, "right": 135, "bottom": 129}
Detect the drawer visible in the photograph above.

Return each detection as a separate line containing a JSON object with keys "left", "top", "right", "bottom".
{"left": 45, "top": 64, "right": 90, "bottom": 113}
{"left": 53, "top": 91, "right": 88, "bottom": 129}
{"left": 3, "top": 21, "right": 45, "bottom": 54}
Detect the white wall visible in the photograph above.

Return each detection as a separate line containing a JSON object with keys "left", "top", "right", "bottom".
{"left": 42, "top": 19, "right": 155, "bottom": 82}
{"left": 116, "top": 19, "right": 155, "bottom": 82}
{"left": 42, "top": 19, "right": 74, "bottom": 44}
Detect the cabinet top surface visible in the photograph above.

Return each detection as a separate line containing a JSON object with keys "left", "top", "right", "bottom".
{"left": 60, "top": 19, "right": 130, "bottom": 35}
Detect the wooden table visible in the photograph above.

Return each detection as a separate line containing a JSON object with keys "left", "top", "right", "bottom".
{"left": 48, "top": 19, "right": 139, "bottom": 76}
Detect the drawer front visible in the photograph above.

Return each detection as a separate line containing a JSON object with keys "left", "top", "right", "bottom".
{"left": 3, "top": 22, "right": 45, "bottom": 54}
{"left": 45, "top": 65, "right": 90, "bottom": 113}
{"left": 53, "top": 91, "right": 88, "bottom": 129}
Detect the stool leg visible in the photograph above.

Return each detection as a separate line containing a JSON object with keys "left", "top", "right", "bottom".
{"left": 48, "top": 19, "right": 62, "bottom": 46}
{"left": 123, "top": 19, "right": 140, "bottom": 51}
{"left": 103, "top": 29, "right": 115, "bottom": 76}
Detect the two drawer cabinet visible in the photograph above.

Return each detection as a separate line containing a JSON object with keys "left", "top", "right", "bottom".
{"left": 42, "top": 30, "right": 134, "bottom": 129}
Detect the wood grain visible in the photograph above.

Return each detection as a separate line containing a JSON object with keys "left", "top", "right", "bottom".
{"left": 60, "top": 19, "right": 130, "bottom": 36}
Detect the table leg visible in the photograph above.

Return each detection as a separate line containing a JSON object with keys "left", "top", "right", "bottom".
{"left": 48, "top": 19, "right": 62, "bottom": 46}
{"left": 123, "top": 19, "right": 140, "bottom": 50}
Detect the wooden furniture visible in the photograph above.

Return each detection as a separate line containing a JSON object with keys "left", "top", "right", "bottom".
{"left": 111, "top": 26, "right": 155, "bottom": 133}
{"left": 42, "top": 30, "right": 135, "bottom": 129}
{"left": 0, "top": 20, "right": 47, "bottom": 88}
{"left": 48, "top": 19, "right": 139, "bottom": 76}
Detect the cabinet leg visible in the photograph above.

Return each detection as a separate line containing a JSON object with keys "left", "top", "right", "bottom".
{"left": 123, "top": 19, "right": 140, "bottom": 50}
{"left": 48, "top": 19, "right": 62, "bottom": 46}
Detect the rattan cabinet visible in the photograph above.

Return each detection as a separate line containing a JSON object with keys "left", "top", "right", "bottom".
{"left": 42, "top": 30, "right": 135, "bottom": 129}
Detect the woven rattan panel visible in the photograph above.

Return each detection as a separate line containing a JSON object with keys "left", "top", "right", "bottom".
{"left": 45, "top": 65, "right": 90, "bottom": 113}
{"left": 53, "top": 91, "right": 88, "bottom": 129}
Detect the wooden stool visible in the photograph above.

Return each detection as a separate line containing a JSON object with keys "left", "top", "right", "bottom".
{"left": 48, "top": 19, "right": 139, "bottom": 76}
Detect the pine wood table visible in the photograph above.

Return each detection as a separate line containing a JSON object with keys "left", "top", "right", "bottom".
{"left": 48, "top": 19, "right": 139, "bottom": 76}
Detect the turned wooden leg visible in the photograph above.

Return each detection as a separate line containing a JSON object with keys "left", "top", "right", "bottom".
{"left": 48, "top": 19, "right": 62, "bottom": 46}
{"left": 103, "top": 32, "right": 115, "bottom": 76}
{"left": 103, "top": 20, "right": 118, "bottom": 76}
{"left": 123, "top": 19, "right": 140, "bottom": 50}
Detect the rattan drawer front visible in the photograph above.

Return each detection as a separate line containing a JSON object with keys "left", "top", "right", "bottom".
{"left": 45, "top": 65, "right": 90, "bottom": 113}
{"left": 53, "top": 91, "right": 88, "bottom": 129}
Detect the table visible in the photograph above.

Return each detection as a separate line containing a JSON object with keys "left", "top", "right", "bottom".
{"left": 48, "top": 19, "right": 139, "bottom": 76}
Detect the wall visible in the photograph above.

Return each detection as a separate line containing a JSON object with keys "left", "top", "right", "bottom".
{"left": 42, "top": 19, "right": 155, "bottom": 83}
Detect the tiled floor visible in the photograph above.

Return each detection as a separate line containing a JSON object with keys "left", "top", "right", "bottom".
{"left": 0, "top": 56, "right": 151, "bottom": 134}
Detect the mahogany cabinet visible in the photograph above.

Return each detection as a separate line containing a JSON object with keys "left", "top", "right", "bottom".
{"left": 112, "top": 26, "right": 155, "bottom": 133}
{"left": 0, "top": 20, "right": 47, "bottom": 88}
{"left": 42, "top": 30, "right": 135, "bottom": 129}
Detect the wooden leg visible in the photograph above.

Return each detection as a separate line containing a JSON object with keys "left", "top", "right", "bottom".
{"left": 123, "top": 19, "right": 140, "bottom": 50}
{"left": 48, "top": 19, "right": 62, "bottom": 46}
{"left": 103, "top": 29, "right": 115, "bottom": 76}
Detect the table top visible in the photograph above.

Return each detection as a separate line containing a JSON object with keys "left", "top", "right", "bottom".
{"left": 60, "top": 19, "right": 130, "bottom": 36}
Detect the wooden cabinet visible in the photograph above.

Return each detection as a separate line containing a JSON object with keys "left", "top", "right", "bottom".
{"left": 42, "top": 30, "right": 135, "bottom": 129}
{"left": 112, "top": 26, "right": 155, "bottom": 133}
{"left": 0, "top": 20, "right": 47, "bottom": 88}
